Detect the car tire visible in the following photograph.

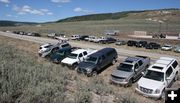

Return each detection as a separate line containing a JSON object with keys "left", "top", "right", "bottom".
{"left": 112, "top": 58, "right": 116, "bottom": 65}
{"left": 174, "top": 72, "right": 179, "bottom": 81}
{"left": 160, "top": 89, "right": 165, "bottom": 99}
{"left": 71, "top": 63, "right": 78, "bottom": 69}
{"left": 92, "top": 71, "right": 97, "bottom": 77}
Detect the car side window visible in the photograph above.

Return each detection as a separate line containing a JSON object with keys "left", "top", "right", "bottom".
{"left": 138, "top": 60, "right": 143, "bottom": 66}
{"left": 166, "top": 67, "right": 173, "bottom": 78}
{"left": 102, "top": 55, "right": 105, "bottom": 60}
{"left": 79, "top": 53, "right": 83, "bottom": 58}
{"left": 172, "top": 61, "right": 178, "bottom": 69}
{"left": 83, "top": 51, "right": 88, "bottom": 56}
{"left": 134, "top": 63, "right": 139, "bottom": 69}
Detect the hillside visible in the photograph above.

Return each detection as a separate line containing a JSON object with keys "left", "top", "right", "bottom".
{"left": 0, "top": 20, "right": 38, "bottom": 26}
{"left": 57, "top": 8, "right": 180, "bottom": 22}
{"left": 0, "top": 8, "right": 180, "bottom": 35}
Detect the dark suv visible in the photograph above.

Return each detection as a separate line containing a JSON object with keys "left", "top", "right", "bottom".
{"left": 146, "top": 42, "right": 161, "bottom": 49}
{"left": 99, "top": 37, "right": 117, "bottom": 44}
{"left": 50, "top": 48, "right": 72, "bottom": 63}
{"left": 127, "top": 40, "right": 137, "bottom": 46}
{"left": 135, "top": 41, "right": 147, "bottom": 48}
{"left": 77, "top": 48, "right": 118, "bottom": 76}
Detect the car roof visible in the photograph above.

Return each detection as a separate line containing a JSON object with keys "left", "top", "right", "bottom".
{"left": 124, "top": 57, "right": 143, "bottom": 64}
{"left": 71, "top": 49, "right": 86, "bottom": 54}
{"left": 148, "top": 57, "right": 176, "bottom": 72}
{"left": 41, "top": 43, "right": 52, "bottom": 47}
{"left": 90, "top": 48, "right": 115, "bottom": 57}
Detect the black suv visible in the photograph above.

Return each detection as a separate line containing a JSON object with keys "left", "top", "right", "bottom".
{"left": 77, "top": 48, "right": 118, "bottom": 76}
{"left": 146, "top": 42, "right": 161, "bottom": 49}
{"left": 127, "top": 40, "right": 137, "bottom": 46}
{"left": 99, "top": 37, "right": 117, "bottom": 44}
{"left": 135, "top": 41, "right": 147, "bottom": 48}
{"left": 78, "top": 35, "right": 89, "bottom": 41}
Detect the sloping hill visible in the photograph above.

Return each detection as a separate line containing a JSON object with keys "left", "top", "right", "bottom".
{"left": 0, "top": 20, "right": 38, "bottom": 26}
{"left": 57, "top": 8, "right": 180, "bottom": 22}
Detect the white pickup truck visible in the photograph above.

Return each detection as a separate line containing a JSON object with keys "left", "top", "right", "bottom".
{"left": 61, "top": 48, "right": 97, "bottom": 69}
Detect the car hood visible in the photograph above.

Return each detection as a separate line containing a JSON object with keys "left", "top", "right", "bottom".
{"left": 111, "top": 69, "right": 133, "bottom": 78}
{"left": 138, "top": 77, "right": 164, "bottom": 90}
{"left": 61, "top": 57, "right": 77, "bottom": 65}
{"left": 78, "top": 62, "right": 96, "bottom": 70}
{"left": 50, "top": 53, "right": 64, "bottom": 61}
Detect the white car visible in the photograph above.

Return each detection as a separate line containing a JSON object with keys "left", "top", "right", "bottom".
{"left": 93, "top": 37, "right": 106, "bottom": 43}
{"left": 38, "top": 43, "right": 54, "bottom": 57}
{"left": 136, "top": 57, "right": 179, "bottom": 99}
{"left": 55, "top": 36, "right": 69, "bottom": 41}
{"left": 85, "top": 36, "right": 97, "bottom": 42}
{"left": 61, "top": 49, "right": 97, "bottom": 69}
{"left": 161, "top": 44, "right": 173, "bottom": 51}
{"left": 38, "top": 42, "right": 71, "bottom": 57}
{"left": 71, "top": 35, "right": 80, "bottom": 40}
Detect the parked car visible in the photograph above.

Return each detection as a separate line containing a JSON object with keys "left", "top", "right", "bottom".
{"left": 38, "top": 42, "right": 71, "bottom": 57}
{"left": 127, "top": 40, "right": 137, "bottom": 46}
{"left": 161, "top": 44, "right": 173, "bottom": 51}
{"left": 77, "top": 48, "right": 118, "bottom": 76}
{"left": 115, "top": 40, "right": 126, "bottom": 46}
{"left": 71, "top": 35, "right": 80, "bottom": 40}
{"left": 61, "top": 49, "right": 97, "bottom": 69}
{"left": 50, "top": 48, "right": 72, "bottom": 63}
{"left": 136, "top": 57, "right": 180, "bottom": 99}
{"left": 55, "top": 36, "right": 69, "bottom": 41}
{"left": 79, "top": 35, "right": 89, "bottom": 41}
{"left": 89, "top": 36, "right": 98, "bottom": 42}
{"left": 93, "top": 37, "right": 106, "bottom": 43}
{"left": 99, "top": 37, "right": 117, "bottom": 44}
{"left": 174, "top": 45, "right": 180, "bottom": 53}
{"left": 146, "top": 42, "right": 161, "bottom": 49}
{"left": 135, "top": 41, "right": 148, "bottom": 48}
{"left": 110, "top": 56, "right": 150, "bottom": 86}
{"left": 84, "top": 36, "right": 96, "bottom": 42}
{"left": 38, "top": 43, "right": 54, "bottom": 57}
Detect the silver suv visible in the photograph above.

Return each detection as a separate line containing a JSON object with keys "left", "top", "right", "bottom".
{"left": 110, "top": 56, "right": 150, "bottom": 87}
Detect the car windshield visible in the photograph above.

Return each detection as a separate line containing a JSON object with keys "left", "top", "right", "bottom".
{"left": 164, "top": 45, "right": 171, "bottom": 47}
{"left": 85, "top": 56, "right": 98, "bottom": 64}
{"left": 117, "top": 63, "right": 133, "bottom": 72}
{"left": 144, "top": 70, "right": 164, "bottom": 82}
{"left": 56, "top": 50, "right": 65, "bottom": 56}
{"left": 44, "top": 45, "right": 52, "bottom": 48}
{"left": 68, "top": 53, "right": 78, "bottom": 59}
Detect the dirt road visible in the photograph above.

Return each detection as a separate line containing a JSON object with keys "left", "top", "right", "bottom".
{"left": 0, "top": 31, "right": 179, "bottom": 62}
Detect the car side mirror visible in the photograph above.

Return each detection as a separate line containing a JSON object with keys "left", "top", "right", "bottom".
{"left": 141, "top": 72, "right": 145, "bottom": 75}
{"left": 166, "top": 77, "right": 171, "bottom": 80}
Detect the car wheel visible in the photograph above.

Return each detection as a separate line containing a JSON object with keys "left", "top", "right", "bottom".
{"left": 160, "top": 90, "right": 165, "bottom": 99}
{"left": 112, "top": 59, "right": 116, "bottom": 65}
{"left": 92, "top": 71, "right": 97, "bottom": 77}
{"left": 72, "top": 63, "right": 78, "bottom": 69}
{"left": 174, "top": 72, "right": 179, "bottom": 81}
{"left": 128, "top": 79, "right": 133, "bottom": 87}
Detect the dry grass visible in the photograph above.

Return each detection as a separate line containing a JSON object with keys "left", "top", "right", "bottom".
{"left": 1, "top": 35, "right": 179, "bottom": 103}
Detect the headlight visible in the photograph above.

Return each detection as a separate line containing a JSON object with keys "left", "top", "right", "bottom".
{"left": 137, "top": 84, "right": 139, "bottom": 89}
{"left": 123, "top": 78, "right": 129, "bottom": 82}
{"left": 155, "top": 89, "right": 160, "bottom": 94}
{"left": 86, "top": 68, "right": 92, "bottom": 72}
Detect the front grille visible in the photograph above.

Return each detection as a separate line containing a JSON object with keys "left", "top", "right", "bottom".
{"left": 140, "top": 86, "right": 153, "bottom": 94}
{"left": 77, "top": 68, "right": 87, "bottom": 74}
{"left": 111, "top": 75, "right": 125, "bottom": 82}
